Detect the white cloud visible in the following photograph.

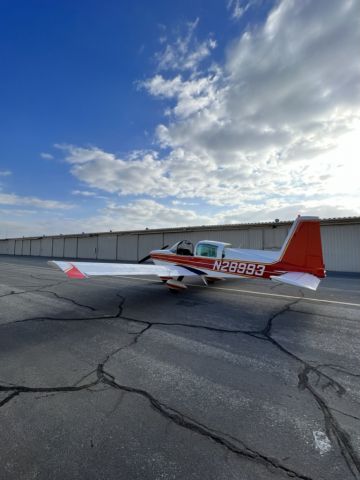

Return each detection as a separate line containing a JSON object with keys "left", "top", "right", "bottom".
{"left": 72, "top": 190, "right": 97, "bottom": 197}
{"left": 59, "top": 145, "right": 172, "bottom": 197}
{"left": 0, "top": 170, "right": 11, "bottom": 176}
{"left": 227, "top": 0, "right": 257, "bottom": 20}
{"left": 40, "top": 152, "right": 54, "bottom": 160}
{"left": 0, "top": 208, "right": 38, "bottom": 216}
{"left": 155, "top": 18, "right": 216, "bottom": 72}
{"left": 0, "top": 199, "right": 210, "bottom": 237}
{"left": 150, "top": 0, "right": 360, "bottom": 209}
{"left": 5, "top": 191, "right": 359, "bottom": 238}
{"left": 103, "top": 199, "right": 211, "bottom": 230}
{"left": 227, "top": 0, "right": 245, "bottom": 20}
{"left": 53, "top": 0, "right": 359, "bottom": 231}
{"left": 0, "top": 193, "right": 73, "bottom": 210}
{"left": 142, "top": 70, "right": 221, "bottom": 119}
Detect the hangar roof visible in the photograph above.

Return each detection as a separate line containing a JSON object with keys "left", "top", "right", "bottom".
{"left": 3, "top": 216, "right": 360, "bottom": 240}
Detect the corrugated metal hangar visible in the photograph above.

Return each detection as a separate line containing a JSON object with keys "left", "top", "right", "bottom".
{"left": 0, "top": 217, "right": 359, "bottom": 273}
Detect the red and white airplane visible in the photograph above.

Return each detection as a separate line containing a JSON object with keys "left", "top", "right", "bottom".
{"left": 49, "top": 216, "right": 326, "bottom": 291}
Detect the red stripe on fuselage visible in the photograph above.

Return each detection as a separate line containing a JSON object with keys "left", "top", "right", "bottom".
{"left": 150, "top": 253, "right": 323, "bottom": 279}
{"left": 151, "top": 253, "right": 271, "bottom": 278}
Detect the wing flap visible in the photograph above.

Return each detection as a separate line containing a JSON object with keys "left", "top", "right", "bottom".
{"left": 48, "top": 261, "right": 198, "bottom": 279}
{"left": 270, "top": 272, "right": 321, "bottom": 291}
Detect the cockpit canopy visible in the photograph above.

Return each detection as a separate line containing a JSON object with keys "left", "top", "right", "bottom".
{"left": 169, "top": 239, "right": 231, "bottom": 258}
{"left": 195, "top": 240, "right": 231, "bottom": 258}
{"left": 169, "top": 240, "right": 194, "bottom": 256}
{"left": 195, "top": 243, "right": 218, "bottom": 257}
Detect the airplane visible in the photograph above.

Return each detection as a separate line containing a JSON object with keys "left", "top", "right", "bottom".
{"left": 49, "top": 216, "right": 326, "bottom": 292}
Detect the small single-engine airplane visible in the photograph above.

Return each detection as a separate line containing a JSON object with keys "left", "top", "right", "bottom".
{"left": 49, "top": 216, "right": 326, "bottom": 291}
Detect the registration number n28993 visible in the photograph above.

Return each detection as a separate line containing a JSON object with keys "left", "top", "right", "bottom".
{"left": 213, "top": 260, "right": 265, "bottom": 276}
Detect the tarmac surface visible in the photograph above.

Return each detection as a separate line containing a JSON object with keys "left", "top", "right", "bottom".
{"left": 0, "top": 255, "right": 359, "bottom": 480}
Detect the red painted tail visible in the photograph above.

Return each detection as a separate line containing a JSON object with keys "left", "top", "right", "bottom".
{"left": 279, "top": 217, "right": 325, "bottom": 278}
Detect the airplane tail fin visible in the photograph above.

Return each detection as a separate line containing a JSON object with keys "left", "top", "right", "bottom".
{"left": 278, "top": 216, "right": 325, "bottom": 278}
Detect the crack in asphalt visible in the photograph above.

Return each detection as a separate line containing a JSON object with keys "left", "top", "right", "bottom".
{"left": 0, "top": 378, "right": 100, "bottom": 397}
{"left": 306, "top": 382, "right": 360, "bottom": 480}
{"left": 252, "top": 299, "right": 360, "bottom": 479}
{"left": 98, "top": 366, "right": 314, "bottom": 480}
{"left": 0, "top": 282, "right": 97, "bottom": 313}
{"left": 329, "top": 407, "right": 360, "bottom": 422}
{"left": 0, "top": 295, "right": 314, "bottom": 479}
{"left": 0, "top": 294, "right": 126, "bottom": 327}
{"left": 39, "top": 289, "right": 96, "bottom": 311}
{"left": 316, "top": 364, "right": 360, "bottom": 379}
{"left": 1, "top": 278, "right": 360, "bottom": 478}
{"left": 0, "top": 391, "right": 20, "bottom": 407}
{"left": 0, "top": 360, "right": 313, "bottom": 479}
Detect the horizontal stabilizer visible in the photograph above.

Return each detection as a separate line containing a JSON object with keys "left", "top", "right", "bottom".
{"left": 270, "top": 272, "right": 321, "bottom": 291}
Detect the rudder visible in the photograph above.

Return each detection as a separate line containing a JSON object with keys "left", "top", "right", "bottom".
{"left": 279, "top": 217, "right": 325, "bottom": 277}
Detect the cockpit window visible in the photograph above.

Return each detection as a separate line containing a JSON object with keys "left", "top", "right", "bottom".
{"left": 169, "top": 240, "right": 193, "bottom": 255}
{"left": 195, "top": 243, "right": 218, "bottom": 258}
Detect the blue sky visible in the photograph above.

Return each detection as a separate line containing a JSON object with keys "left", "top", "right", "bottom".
{"left": 0, "top": 0, "right": 359, "bottom": 237}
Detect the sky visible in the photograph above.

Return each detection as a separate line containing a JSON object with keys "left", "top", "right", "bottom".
{"left": 0, "top": 0, "right": 359, "bottom": 237}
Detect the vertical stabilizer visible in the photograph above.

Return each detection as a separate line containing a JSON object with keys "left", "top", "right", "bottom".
{"left": 279, "top": 217, "right": 325, "bottom": 277}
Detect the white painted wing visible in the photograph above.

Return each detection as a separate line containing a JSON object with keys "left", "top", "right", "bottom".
{"left": 270, "top": 272, "right": 321, "bottom": 291}
{"left": 48, "top": 261, "right": 198, "bottom": 279}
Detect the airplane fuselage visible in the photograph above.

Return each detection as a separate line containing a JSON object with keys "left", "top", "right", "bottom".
{"left": 151, "top": 250, "right": 325, "bottom": 281}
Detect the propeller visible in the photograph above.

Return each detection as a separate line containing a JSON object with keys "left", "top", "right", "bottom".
{"left": 138, "top": 244, "right": 169, "bottom": 264}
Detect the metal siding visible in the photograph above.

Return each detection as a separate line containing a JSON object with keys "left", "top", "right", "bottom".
{"left": 248, "top": 229, "right": 263, "bottom": 249}
{"left": 77, "top": 236, "right": 97, "bottom": 259}
{"left": 30, "top": 239, "right": 40, "bottom": 257}
{"left": 321, "top": 225, "right": 360, "bottom": 272}
{"left": 98, "top": 235, "right": 117, "bottom": 260}
{"left": 194, "top": 230, "right": 230, "bottom": 243}
{"left": 64, "top": 238, "right": 77, "bottom": 258}
{"left": 31, "top": 239, "right": 41, "bottom": 256}
{"left": 117, "top": 234, "right": 138, "bottom": 261}
{"left": 219, "top": 229, "right": 249, "bottom": 248}
{"left": 138, "top": 234, "right": 163, "bottom": 260}
{"left": 53, "top": 238, "right": 64, "bottom": 258}
{"left": 0, "top": 240, "right": 9, "bottom": 254}
{"left": 164, "top": 231, "right": 205, "bottom": 246}
{"left": 22, "top": 239, "right": 31, "bottom": 255}
{"left": 263, "top": 226, "right": 288, "bottom": 250}
{"left": 40, "top": 238, "right": 52, "bottom": 257}
{"left": 15, "top": 239, "right": 23, "bottom": 255}
{"left": 163, "top": 232, "right": 186, "bottom": 247}
{"left": 8, "top": 239, "right": 15, "bottom": 255}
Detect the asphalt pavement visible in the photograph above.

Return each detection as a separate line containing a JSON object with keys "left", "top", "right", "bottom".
{"left": 0, "top": 255, "right": 359, "bottom": 480}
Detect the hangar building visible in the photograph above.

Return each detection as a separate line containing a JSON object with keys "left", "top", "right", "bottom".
{"left": 0, "top": 217, "right": 359, "bottom": 273}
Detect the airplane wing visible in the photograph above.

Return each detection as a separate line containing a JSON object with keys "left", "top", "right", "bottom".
{"left": 270, "top": 272, "right": 320, "bottom": 291}
{"left": 48, "top": 260, "right": 199, "bottom": 279}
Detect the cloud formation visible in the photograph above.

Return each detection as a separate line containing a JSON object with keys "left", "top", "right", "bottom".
{"left": 72, "top": 190, "right": 97, "bottom": 197}
{"left": 57, "top": 0, "right": 360, "bottom": 230}
{"left": 40, "top": 152, "right": 54, "bottom": 160}
{"left": 155, "top": 18, "right": 216, "bottom": 72}
{"left": 0, "top": 193, "right": 73, "bottom": 210}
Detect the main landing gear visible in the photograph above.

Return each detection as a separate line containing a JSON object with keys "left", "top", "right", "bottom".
{"left": 159, "top": 275, "right": 224, "bottom": 292}
{"left": 160, "top": 276, "right": 187, "bottom": 292}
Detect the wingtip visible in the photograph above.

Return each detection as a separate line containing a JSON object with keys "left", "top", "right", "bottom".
{"left": 47, "top": 260, "right": 87, "bottom": 279}
{"left": 64, "top": 263, "right": 87, "bottom": 279}
{"left": 47, "top": 260, "right": 59, "bottom": 269}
